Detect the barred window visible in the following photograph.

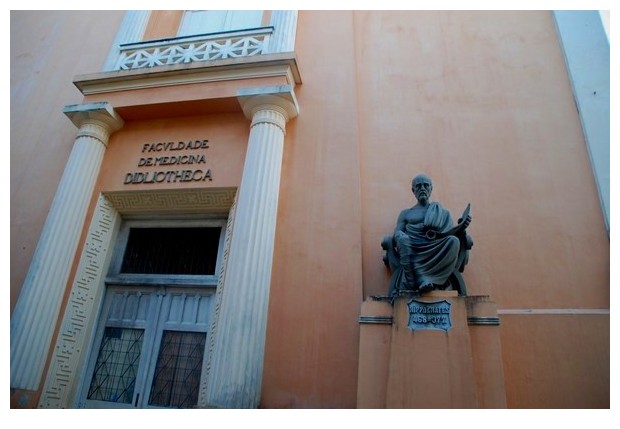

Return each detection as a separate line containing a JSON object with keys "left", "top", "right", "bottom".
{"left": 121, "top": 227, "right": 221, "bottom": 275}
{"left": 148, "top": 331, "right": 206, "bottom": 408}
{"left": 87, "top": 328, "right": 144, "bottom": 403}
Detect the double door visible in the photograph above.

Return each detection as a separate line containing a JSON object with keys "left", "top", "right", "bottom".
{"left": 80, "top": 286, "right": 214, "bottom": 408}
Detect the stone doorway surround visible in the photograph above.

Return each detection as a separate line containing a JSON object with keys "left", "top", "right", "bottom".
{"left": 39, "top": 187, "right": 237, "bottom": 408}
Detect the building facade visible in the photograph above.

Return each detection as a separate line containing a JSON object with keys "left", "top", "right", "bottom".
{"left": 10, "top": 10, "right": 609, "bottom": 409}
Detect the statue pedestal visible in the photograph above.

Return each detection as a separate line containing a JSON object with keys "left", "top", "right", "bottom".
{"left": 357, "top": 291, "right": 507, "bottom": 408}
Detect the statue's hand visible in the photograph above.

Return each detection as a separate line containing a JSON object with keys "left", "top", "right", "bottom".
{"left": 452, "top": 214, "right": 471, "bottom": 236}
{"left": 457, "top": 203, "right": 472, "bottom": 233}
{"left": 460, "top": 214, "right": 472, "bottom": 229}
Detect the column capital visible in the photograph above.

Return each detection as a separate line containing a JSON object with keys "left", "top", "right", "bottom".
{"left": 63, "top": 102, "right": 124, "bottom": 144}
{"left": 237, "top": 85, "right": 299, "bottom": 123}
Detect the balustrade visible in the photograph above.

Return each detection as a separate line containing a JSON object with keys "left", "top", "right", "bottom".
{"left": 115, "top": 27, "right": 273, "bottom": 70}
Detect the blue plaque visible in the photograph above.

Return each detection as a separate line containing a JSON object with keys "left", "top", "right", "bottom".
{"left": 407, "top": 299, "right": 452, "bottom": 332}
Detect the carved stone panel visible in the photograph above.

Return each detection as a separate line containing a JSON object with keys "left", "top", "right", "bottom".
{"left": 407, "top": 299, "right": 452, "bottom": 332}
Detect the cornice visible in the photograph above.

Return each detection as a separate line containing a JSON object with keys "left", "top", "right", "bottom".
{"left": 74, "top": 52, "right": 302, "bottom": 96}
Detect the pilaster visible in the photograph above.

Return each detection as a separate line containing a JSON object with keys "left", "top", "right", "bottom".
{"left": 103, "top": 10, "right": 151, "bottom": 71}
{"left": 268, "top": 11, "right": 298, "bottom": 53}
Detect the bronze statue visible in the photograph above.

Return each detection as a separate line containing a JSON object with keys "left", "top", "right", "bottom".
{"left": 382, "top": 174, "right": 473, "bottom": 297}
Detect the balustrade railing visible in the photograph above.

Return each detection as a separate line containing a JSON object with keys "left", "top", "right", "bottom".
{"left": 115, "top": 27, "right": 273, "bottom": 71}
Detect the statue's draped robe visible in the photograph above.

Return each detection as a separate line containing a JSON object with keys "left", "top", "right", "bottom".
{"left": 394, "top": 202, "right": 460, "bottom": 291}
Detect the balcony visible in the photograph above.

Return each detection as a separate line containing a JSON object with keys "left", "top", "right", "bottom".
{"left": 115, "top": 27, "right": 274, "bottom": 71}
{"left": 73, "top": 18, "right": 301, "bottom": 121}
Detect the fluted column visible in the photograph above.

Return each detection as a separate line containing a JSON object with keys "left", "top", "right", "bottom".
{"left": 267, "top": 10, "right": 298, "bottom": 53}
{"left": 205, "top": 86, "right": 298, "bottom": 408}
{"left": 10, "top": 102, "right": 123, "bottom": 390}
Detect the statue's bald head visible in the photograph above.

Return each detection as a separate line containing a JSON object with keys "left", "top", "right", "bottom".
{"left": 412, "top": 174, "right": 432, "bottom": 189}
{"left": 412, "top": 174, "right": 433, "bottom": 204}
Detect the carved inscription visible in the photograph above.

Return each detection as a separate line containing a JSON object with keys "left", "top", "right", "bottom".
{"left": 124, "top": 139, "right": 212, "bottom": 184}
{"left": 407, "top": 299, "right": 452, "bottom": 332}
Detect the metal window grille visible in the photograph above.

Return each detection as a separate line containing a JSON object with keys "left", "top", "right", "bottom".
{"left": 120, "top": 227, "right": 221, "bottom": 275}
{"left": 148, "top": 330, "right": 206, "bottom": 408}
{"left": 87, "top": 327, "right": 144, "bottom": 403}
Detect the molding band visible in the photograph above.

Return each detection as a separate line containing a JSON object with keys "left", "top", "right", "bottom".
{"left": 75, "top": 53, "right": 302, "bottom": 95}
{"left": 467, "top": 317, "right": 501, "bottom": 326}
{"left": 359, "top": 316, "right": 394, "bottom": 325}
{"left": 497, "top": 309, "right": 610, "bottom": 315}
{"left": 75, "top": 122, "right": 113, "bottom": 146}
{"left": 250, "top": 108, "right": 288, "bottom": 133}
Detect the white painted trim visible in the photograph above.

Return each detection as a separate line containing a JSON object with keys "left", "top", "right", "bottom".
{"left": 200, "top": 197, "right": 238, "bottom": 408}
{"left": 102, "top": 11, "right": 151, "bottom": 72}
{"left": 74, "top": 53, "right": 301, "bottom": 95}
{"left": 553, "top": 11, "right": 610, "bottom": 234}
{"left": 115, "top": 27, "right": 274, "bottom": 71}
{"left": 267, "top": 11, "right": 298, "bottom": 53}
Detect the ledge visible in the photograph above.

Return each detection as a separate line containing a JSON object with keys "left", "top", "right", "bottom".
{"left": 74, "top": 52, "right": 302, "bottom": 95}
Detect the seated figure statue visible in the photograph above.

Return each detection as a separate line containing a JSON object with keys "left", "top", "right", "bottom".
{"left": 382, "top": 174, "right": 473, "bottom": 297}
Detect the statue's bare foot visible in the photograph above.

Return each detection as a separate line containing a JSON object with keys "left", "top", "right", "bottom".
{"left": 419, "top": 283, "right": 433, "bottom": 293}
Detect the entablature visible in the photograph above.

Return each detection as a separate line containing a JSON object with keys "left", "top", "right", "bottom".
{"left": 72, "top": 52, "right": 301, "bottom": 121}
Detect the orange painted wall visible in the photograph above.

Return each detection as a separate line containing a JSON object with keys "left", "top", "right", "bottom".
{"left": 353, "top": 10, "right": 608, "bottom": 407}
{"left": 97, "top": 114, "right": 248, "bottom": 193}
{"left": 352, "top": 10, "right": 608, "bottom": 307}
{"left": 10, "top": 11, "right": 125, "bottom": 314}
{"left": 263, "top": 10, "right": 609, "bottom": 408}
{"left": 500, "top": 314, "right": 609, "bottom": 408}
{"left": 262, "top": 10, "right": 364, "bottom": 408}
{"left": 353, "top": 10, "right": 607, "bottom": 407}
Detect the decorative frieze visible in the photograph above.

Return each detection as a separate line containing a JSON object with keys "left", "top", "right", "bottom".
{"left": 39, "top": 195, "right": 121, "bottom": 408}
{"left": 199, "top": 196, "right": 238, "bottom": 407}
{"left": 104, "top": 187, "right": 236, "bottom": 215}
